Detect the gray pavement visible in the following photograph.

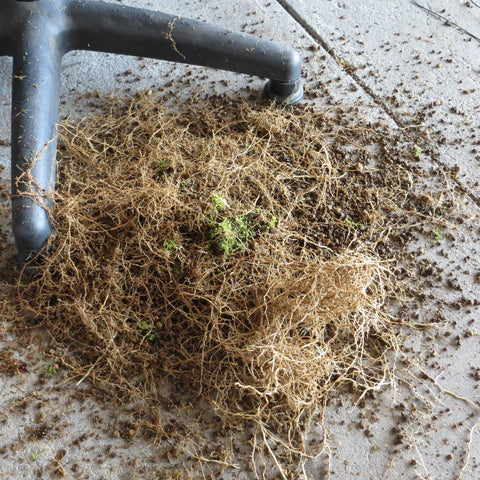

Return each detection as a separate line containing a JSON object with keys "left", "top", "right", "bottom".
{"left": 1, "top": 1, "right": 480, "bottom": 479}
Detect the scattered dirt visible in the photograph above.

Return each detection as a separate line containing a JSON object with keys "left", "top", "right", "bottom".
{"left": 0, "top": 90, "right": 470, "bottom": 478}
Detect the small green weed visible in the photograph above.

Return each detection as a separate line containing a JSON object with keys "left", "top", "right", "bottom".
{"left": 163, "top": 239, "right": 180, "bottom": 251}
{"left": 44, "top": 364, "right": 57, "bottom": 378}
{"left": 156, "top": 158, "right": 172, "bottom": 173}
{"left": 413, "top": 145, "right": 422, "bottom": 157}
{"left": 433, "top": 226, "right": 445, "bottom": 240}
{"left": 209, "top": 210, "right": 277, "bottom": 255}
{"left": 243, "top": 142, "right": 255, "bottom": 155}
{"left": 210, "top": 193, "right": 230, "bottom": 211}
{"left": 31, "top": 452, "right": 40, "bottom": 461}
{"left": 344, "top": 216, "right": 363, "bottom": 228}
{"left": 138, "top": 321, "right": 156, "bottom": 341}
{"left": 260, "top": 212, "right": 277, "bottom": 231}
{"left": 210, "top": 216, "right": 249, "bottom": 254}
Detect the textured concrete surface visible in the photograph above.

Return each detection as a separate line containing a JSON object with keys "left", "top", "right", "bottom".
{"left": 1, "top": 1, "right": 480, "bottom": 479}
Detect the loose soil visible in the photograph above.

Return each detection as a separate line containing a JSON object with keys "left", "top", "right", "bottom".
{"left": 0, "top": 91, "right": 466, "bottom": 478}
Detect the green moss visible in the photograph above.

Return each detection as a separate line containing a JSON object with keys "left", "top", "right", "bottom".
{"left": 163, "top": 239, "right": 180, "bottom": 251}
{"left": 210, "top": 216, "right": 251, "bottom": 254}
{"left": 210, "top": 193, "right": 230, "bottom": 211}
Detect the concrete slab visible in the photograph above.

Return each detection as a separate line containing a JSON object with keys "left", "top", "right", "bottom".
{"left": 280, "top": 0, "right": 480, "bottom": 194}
{"left": 276, "top": 1, "right": 480, "bottom": 479}
{"left": 0, "top": 1, "right": 479, "bottom": 479}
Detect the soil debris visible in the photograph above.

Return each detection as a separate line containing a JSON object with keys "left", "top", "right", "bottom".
{"left": 4, "top": 91, "right": 462, "bottom": 477}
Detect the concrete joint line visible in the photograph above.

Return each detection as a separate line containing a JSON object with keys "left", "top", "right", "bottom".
{"left": 443, "top": 152, "right": 480, "bottom": 209}
{"left": 274, "top": 0, "right": 406, "bottom": 130}
{"left": 275, "top": 0, "right": 480, "bottom": 209}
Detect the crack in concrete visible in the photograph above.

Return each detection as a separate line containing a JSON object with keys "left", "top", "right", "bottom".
{"left": 274, "top": 0, "right": 406, "bottom": 130}
{"left": 275, "top": 0, "right": 480, "bottom": 209}
{"left": 441, "top": 151, "right": 480, "bottom": 208}
{"left": 410, "top": 0, "right": 480, "bottom": 44}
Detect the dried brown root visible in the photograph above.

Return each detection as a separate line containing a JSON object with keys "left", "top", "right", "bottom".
{"left": 9, "top": 92, "right": 448, "bottom": 476}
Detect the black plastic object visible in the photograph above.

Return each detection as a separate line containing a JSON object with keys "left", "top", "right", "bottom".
{"left": 1, "top": 0, "right": 303, "bottom": 263}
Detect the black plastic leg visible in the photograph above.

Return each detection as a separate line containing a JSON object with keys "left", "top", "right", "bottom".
{"left": 11, "top": 32, "right": 62, "bottom": 258}
{"left": 68, "top": 0, "right": 303, "bottom": 103}
{"left": 2, "top": 0, "right": 303, "bottom": 263}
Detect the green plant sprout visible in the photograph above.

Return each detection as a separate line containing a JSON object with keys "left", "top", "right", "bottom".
{"left": 234, "top": 216, "right": 250, "bottom": 240}
{"left": 156, "top": 157, "right": 172, "bottom": 173}
{"left": 344, "top": 216, "right": 362, "bottom": 228}
{"left": 31, "top": 452, "right": 40, "bottom": 461}
{"left": 163, "top": 239, "right": 180, "bottom": 251}
{"left": 138, "top": 321, "right": 156, "bottom": 341}
{"left": 243, "top": 142, "right": 255, "bottom": 155}
{"left": 210, "top": 216, "right": 252, "bottom": 254}
{"left": 265, "top": 212, "right": 278, "bottom": 230}
{"left": 413, "top": 145, "right": 422, "bottom": 157}
{"left": 44, "top": 364, "right": 57, "bottom": 378}
{"left": 211, "top": 217, "right": 244, "bottom": 254}
{"left": 210, "top": 193, "right": 230, "bottom": 211}
{"left": 209, "top": 209, "right": 278, "bottom": 255}
{"left": 434, "top": 226, "right": 445, "bottom": 240}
